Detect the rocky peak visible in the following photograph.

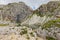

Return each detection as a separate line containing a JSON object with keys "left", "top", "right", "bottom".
{"left": 47, "top": 1, "right": 60, "bottom": 12}
{"left": 34, "top": 1, "right": 60, "bottom": 17}
{"left": 1, "top": 2, "right": 33, "bottom": 23}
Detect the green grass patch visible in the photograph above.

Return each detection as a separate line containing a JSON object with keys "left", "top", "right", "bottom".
{"left": 0, "top": 24, "right": 9, "bottom": 26}
{"left": 20, "top": 28, "right": 27, "bottom": 35}
{"left": 43, "top": 18, "right": 60, "bottom": 29}
{"left": 46, "top": 36, "right": 56, "bottom": 40}
{"left": 0, "top": 8, "right": 3, "bottom": 10}
{"left": 30, "top": 32, "right": 35, "bottom": 37}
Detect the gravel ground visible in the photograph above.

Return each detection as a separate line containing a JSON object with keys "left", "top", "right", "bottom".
{"left": 0, "top": 25, "right": 60, "bottom": 40}
{"left": 0, "top": 26, "right": 44, "bottom": 40}
{"left": 0, "top": 35, "right": 44, "bottom": 40}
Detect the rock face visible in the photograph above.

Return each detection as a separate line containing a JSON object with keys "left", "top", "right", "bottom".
{"left": 0, "top": 2, "right": 33, "bottom": 23}
{"left": 35, "top": 1, "right": 60, "bottom": 17}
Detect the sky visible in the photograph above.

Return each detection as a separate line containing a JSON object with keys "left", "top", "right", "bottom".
{"left": 0, "top": 0, "right": 59, "bottom": 10}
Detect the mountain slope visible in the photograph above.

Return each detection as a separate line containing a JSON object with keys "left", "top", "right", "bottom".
{"left": 0, "top": 2, "right": 33, "bottom": 23}
{"left": 34, "top": 1, "right": 60, "bottom": 17}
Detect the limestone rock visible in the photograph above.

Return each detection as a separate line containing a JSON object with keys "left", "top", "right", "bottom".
{"left": 1, "top": 2, "right": 33, "bottom": 23}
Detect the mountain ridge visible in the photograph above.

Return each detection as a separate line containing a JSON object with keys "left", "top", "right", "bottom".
{"left": 0, "top": 2, "right": 33, "bottom": 23}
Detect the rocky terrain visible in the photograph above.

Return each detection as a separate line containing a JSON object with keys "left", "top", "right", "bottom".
{"left": 34, "top": 1, "right": 60, "bottom": 17}
{"left": 21, "top": 1, "right": 60, "bottom": 40}
{"left": 0, "top": 2, "right": 33, "bottom": 23}
{"left": 0, "top": 1, "right": 60, "bottom": 40}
